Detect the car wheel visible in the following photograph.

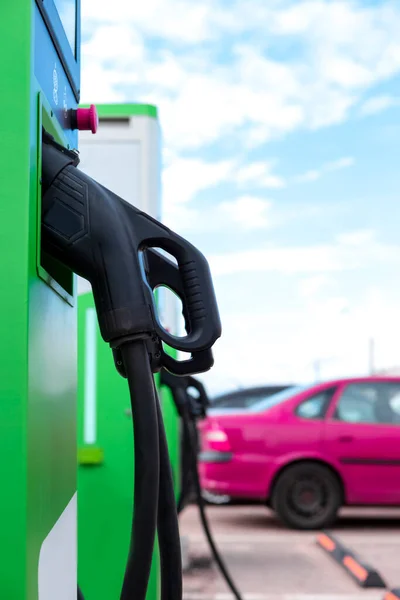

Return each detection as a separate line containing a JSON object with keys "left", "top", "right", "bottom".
{"left": 271, "top": 462, "right": 342, "bottom": 530}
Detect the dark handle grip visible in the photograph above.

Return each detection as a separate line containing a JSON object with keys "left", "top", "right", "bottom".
{"left": 129, "top": 208, "right": 222, "bottom": 353}
{"left": 180, "top": 259, "right": 206, "bottom": 329}
{"left": 151, "top": 244, "right": 219, "bottom": 353}
{"left": 144, "top": 249, "right": 190, "bottom": 332}
{"left": 161, "top": 347, "right": 214, "bottom": 375}
{"left": 143, "top": 249, "right": 215, "bottom": 375}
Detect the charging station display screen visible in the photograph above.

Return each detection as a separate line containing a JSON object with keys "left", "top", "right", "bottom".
{"left": 53, "top": 0, "right": 77, "bottom": 57}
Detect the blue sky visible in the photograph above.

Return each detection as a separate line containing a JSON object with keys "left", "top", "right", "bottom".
{"left": 81, "top": 0, "right": 400, "bottom": 393}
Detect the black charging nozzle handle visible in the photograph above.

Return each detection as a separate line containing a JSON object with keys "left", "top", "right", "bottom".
{"left": 41, "top": 130, "right": 221, "bottom": 375}
{"left": 160, "top": 371, "right": 209, "bottom": 516}
{"left": 113, "top": 248, "right": 215, "bottom": 377}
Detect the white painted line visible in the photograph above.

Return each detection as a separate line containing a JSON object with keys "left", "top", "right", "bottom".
{"left": 185, "top": 533, "right": 399, "bottom": 545}
{"left": 84, "top": 308, "right": 97, "bottom": 444}
{"left": 185, "top": 535, "right": 314, "bottom": 544}
{"left": 183, "top": 594, "right": 383, "bottom": 600}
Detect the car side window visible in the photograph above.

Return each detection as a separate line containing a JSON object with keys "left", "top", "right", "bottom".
{"left": 334, "top": 382, "right": 400, "bottom": 425}
{"left": 295, "top": 388, "right": 337, "bottom": 420}
{"left": 213, "top": 394, "right": 262, "bottom": 409}
{"left": 215, "top": 397, "right": 240, "bottom": 408}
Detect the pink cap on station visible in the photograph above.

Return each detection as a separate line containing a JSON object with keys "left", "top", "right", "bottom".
{"left": 75, "top": 104, "right": 98, "bottom": 134}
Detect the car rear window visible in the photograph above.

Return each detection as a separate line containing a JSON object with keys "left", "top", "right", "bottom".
{"left": 249, "top": 385, "right": 310, "bottom": 413}
{"left": 211, "top": 386, "right": 290, "bottom": 409}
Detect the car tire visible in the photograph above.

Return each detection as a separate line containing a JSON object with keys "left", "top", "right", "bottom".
{"left": 271, "top": 462, "right": 342, "bottom": 530}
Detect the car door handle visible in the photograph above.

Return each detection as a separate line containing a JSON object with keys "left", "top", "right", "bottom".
{"left": 338, "top": 435, "right": 353, "bottom": 443}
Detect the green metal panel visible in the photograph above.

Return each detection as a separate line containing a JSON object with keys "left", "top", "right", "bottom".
{"left": 0, "top": 4, "right": 32, "bottom": 595}
{"left": 0, "top": 2, "right": 77, "bottom": 598}
{"left": 77, "top": 293, "right": 159, "bottom": 599}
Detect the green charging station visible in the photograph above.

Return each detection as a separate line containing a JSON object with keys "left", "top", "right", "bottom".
{"left": 0, "top": 1, "right": 81, "bottom": 598}
{"left": 76, "top": 104, "right": 181, "bottom": 600}
{"left": 1, "top": 3, "right": 188, "bottom": 598}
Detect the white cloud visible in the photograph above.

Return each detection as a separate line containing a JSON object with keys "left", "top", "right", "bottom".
{"left": 295, "top": 155, "right": 355, "bottom": 183}
{"left": 267, "top": 1, "right": 400, "bottom": 79}
{"left": 210, "top": 245, "right": 345, "bottom": 276}
{"left": 161, "top": 154, "right": 283, "bottom": 231}
{"left": 325, "top": 156, "right": 355, "bottom": 171}
{"left": 163, "top": 194, "right": 273, "bottom": 233}
{"left": 233, "top": 161, "right": 286, "bottom": 189}
{"left": 160, "top": 150, "right": 350, "bottom": 232}
{"left": 164, "top": 193, "right": 343, "bottom": 235}
{"left": 162, "top": 204, "right": 200, "bottom": 234}
{"left": 80, "top": 24, "right": 144, "bottom": 102}
{"left": 161, "top": 156, "right": 236, "bottom": 234}
{"left": 298, "top": 274, "right": 332, "bottom": 298}
{"left": 81, "top": 0, "right": 214, "bottom": 43}
{"left": 360, "top": 94, "right": 400, "bottom": 116}
{"left": 336, "top": 228, "right": 375, "bottom": 246}
{"left": 82, "top": 24, "right": 144, "bottom": 63}
{"left": 296, "top": 169, "right": 321, "bottom": 183}
{"left": 218, "top": 196, "right": 273, "bottom": 230}
{"left": 209, "top": 229, "right": 400, "bottom": 277}
{"left": 162, "top": 157, "right": 233, "bottom": 207}
{"left": 81, "top": 0, "right": 400, "bottom": 152}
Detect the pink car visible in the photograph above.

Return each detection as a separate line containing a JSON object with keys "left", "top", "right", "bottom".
{"left": 198, "top": 377, "right": 400, "bottom": 529}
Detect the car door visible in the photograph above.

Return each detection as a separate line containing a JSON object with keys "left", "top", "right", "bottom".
{"left": 322, "top": 380, "right": 400, "bottom": 504}
{"left": 275, "top": 387, "right": 339, "bottom": 459}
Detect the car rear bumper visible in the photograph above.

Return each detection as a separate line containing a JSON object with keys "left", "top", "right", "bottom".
{"left": 199, "top": 453, "right": 265, "bottom": 500}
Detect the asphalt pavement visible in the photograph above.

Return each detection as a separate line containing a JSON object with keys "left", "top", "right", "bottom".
{"left": 180, "top": 505, "right": 400, "bottom": 600}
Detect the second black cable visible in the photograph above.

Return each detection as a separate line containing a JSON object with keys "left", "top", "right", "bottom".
{"left": 154, "top": 380, "right": 183, "bottom": 600}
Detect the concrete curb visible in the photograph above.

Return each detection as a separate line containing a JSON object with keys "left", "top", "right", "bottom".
{"left": 383, "top": 589, "right": 400, "bottom": 600}
{"left": 316, "top": 532, "right": 386, "bottom": 589}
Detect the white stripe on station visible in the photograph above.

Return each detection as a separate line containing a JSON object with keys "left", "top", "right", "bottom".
{"left": 84, "top": 307, "right": 97, "bottom": 444}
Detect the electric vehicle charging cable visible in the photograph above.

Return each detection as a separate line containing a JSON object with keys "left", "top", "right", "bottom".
{"left": 182, "top": 404, "right": 243, "bottom": 600}
{"left": 177, "top": 421, "right": 195, "bottom": 515}
{"left": 165, "top": 377, "right": 244, "bottom": 600}
{"left": 119, "top": 340, "right": 161, "bottom": 599}
{"left": 152, "top": 380, "right": 183, "bottom": 600}
{"left": 121, "top": 341, "right": 184, "bottom": 600}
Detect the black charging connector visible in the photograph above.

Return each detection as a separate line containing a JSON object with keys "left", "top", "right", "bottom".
{"left": 160, "top": 370, "right": 209, "bottom": 514}
{"left": 41, "top": 130, "right": 221, "bottom": 375}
